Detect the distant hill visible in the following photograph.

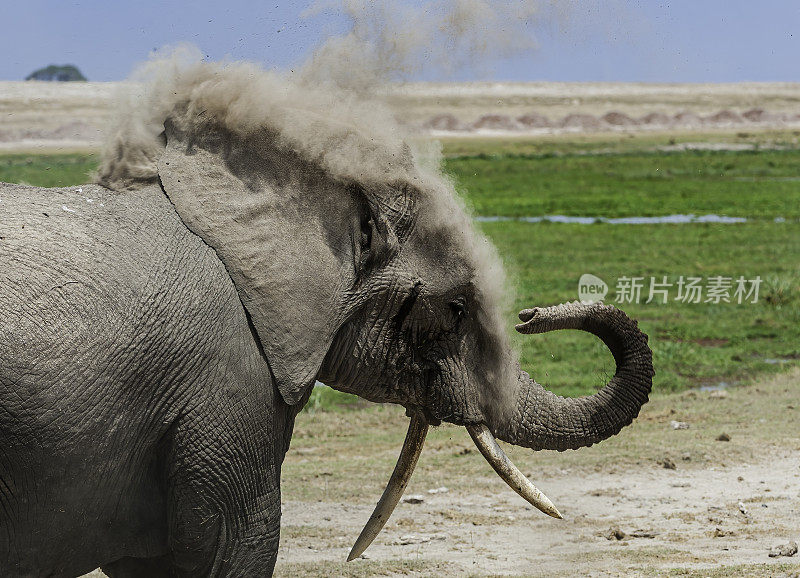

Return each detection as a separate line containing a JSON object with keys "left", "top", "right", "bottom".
{"left": 25, "top": 65, "right": 87, "bottom": 82}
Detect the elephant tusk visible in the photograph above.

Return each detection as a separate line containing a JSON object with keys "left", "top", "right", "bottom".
{"left": 466, "top": 423, "right": 563, "bottom": 519}
{"left": 347, "top": 414, "right": 429, "bottom": 561}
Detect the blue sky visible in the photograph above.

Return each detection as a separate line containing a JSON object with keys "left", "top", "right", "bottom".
{"left": 2, "top": 0, "right": 799, "bottom": 82}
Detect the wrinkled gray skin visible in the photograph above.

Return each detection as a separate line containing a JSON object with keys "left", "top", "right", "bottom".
{"left": 0, "top": 121, "right": 652, "bottom": 577}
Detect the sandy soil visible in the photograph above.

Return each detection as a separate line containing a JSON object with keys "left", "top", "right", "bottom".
{"left": 0, "top": 81, "right": 119, "bottom": 151}
{"left": 277, "top": 451, "right": 799, "bottom": 577}
{"left": 388, "top": 81, "right": 800, "bottom": 119}
{"left": 273, "top": 369, "right": 800, "bottom": 577}
{"left": 3, "top": 81, "right": 800, "bottom": 152}
{"left": 389, "top": 82, "right": 800, "bottom": 136}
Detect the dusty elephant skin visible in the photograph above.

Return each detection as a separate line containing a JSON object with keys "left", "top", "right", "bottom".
{"left": 0, "top": 182, "right": 288, "bottom": 576}
{"left": 0, "top": 65, "right": 653, "bottom": 577}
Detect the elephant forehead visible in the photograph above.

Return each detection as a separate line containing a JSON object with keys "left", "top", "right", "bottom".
{"left": 400, "top": 217, "right": 483, "bottom": 289}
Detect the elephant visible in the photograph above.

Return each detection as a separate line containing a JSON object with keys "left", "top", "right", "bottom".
{"left": 0, "top": 62, "right": 653, "bottom": 577}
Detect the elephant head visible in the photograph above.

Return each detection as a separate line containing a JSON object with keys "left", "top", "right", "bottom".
{"left": 100, "top": 61, "right": 653, "bottom": 560}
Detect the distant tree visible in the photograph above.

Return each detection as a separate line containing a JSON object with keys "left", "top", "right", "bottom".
{"left": 25, "top": 65, "right": 87, "bottom": 82}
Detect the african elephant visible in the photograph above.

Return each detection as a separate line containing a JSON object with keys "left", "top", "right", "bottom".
{"left": 0, "top": 62, "right": 653, "bottom": 577}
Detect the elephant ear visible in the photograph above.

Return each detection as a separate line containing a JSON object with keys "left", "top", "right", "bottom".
{"left": 157, "top": 118, "right": 359, "bottom": 405}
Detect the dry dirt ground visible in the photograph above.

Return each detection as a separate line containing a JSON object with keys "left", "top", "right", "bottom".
{"left": 275, "top": 370, "right": 800, "bottom": 577}
{"left": 3, "top": 81, "right": 800, "bottom": 152}
{"left": 0, "top": 81, "right": 118, "bottom": 150}
{"left": 79, "top": 369, "right": 800, "bottom": 577}
{"left": 386, "top": 82, "right": 800, "bottom": 128}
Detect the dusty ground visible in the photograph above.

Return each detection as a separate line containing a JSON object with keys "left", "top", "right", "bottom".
{"left": 3, "top": 81, "right": 800, "bottom": 152}
{"left": 277, "top": 457, "right": 800, "bottom": 577}
{"left": 272, "top": 369, "right": 800, "bottom": 577}
{"left": 386, "top": 81, "right": 800, "bottom": 127}
{"left": 0, "top": 81, "right": 119, "bottom": 150}
{"left": 81, "top": 369, "right": 800, "bottom": 577}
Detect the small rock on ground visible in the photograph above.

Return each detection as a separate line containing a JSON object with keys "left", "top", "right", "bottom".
{"left": 768, "top": 541, "right": 798, "bottom": 558}
{"left": 602, "top": 527, "right": 627, "bottom": 541}
{"left": 402, "top": 495, "right": 425, "bottom": 504}
{"left": 738, "top": 502, "right": 749, "bottom": 516}
{"left": 660, "top": 457, "right": 677, "bottom": 470}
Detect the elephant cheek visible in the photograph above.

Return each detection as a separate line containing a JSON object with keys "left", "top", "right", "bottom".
{"left": 425, "top": 357, "right": 482, "bottom": 425}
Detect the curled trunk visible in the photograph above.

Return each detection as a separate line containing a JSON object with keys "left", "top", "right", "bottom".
{"left": 496, "top": 301, "right": 654, "bottom": 452}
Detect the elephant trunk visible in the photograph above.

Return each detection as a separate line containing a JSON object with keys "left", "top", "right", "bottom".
{"left": 494, "top": 301, "right": 654, "bottom": 452}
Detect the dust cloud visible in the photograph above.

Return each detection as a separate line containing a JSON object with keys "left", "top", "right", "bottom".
{"left": 299, "top": 0, "right": 577, "bottom": 93}
{"left": 98, "top": 1, "right": 591, "bottom": 187}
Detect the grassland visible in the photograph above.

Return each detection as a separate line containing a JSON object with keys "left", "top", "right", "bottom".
{"left": 0, "top": 152, "right": 99, "bottom": 188}
{"left": 493, "top": 221, "right": 799, "bottom": 396}
{"left": 444, "top": 134, "right": 800, "bottom": 395}
{"left": 2, "top": 136, "right": 798, "bottom": 399}
{"left": 448, "top": 147, "right": 800, "bottom": 219}
{"left": 437, "top": 129, "right": 800, "bottom": 159}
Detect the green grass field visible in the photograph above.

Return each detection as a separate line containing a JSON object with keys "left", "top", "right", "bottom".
{"left": 0, "top": 153, "right": 99, "bottom": 188}
{"left": 446, "top": 145, "right": 800, "bottom": 219}
{"left": 2, "top": 137, "right": 797, "bottom": 400}
{"left": 492, "top": 221, "right": 799, "bottom": 395}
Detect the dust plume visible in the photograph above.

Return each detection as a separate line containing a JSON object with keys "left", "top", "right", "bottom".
{"left": 98, "top": 1, "right": 584, "bottom": 187}
{"left": 299, "top": 0, "right": 576, "bottom": 92}
{"left": 96, "top": 44, "right": 411, "bottom": 189}
{"left": 98, "top": 0, "right": 602, "bottom": 188}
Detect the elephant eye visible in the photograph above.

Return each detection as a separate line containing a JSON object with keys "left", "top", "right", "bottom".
{"left": 360, "top": 212, "right": 373, "bottom": 256}
{"left": 354, "top": 203, "right": 376, "bottom": 276}
{"left": 449, "top": 297, "right": 467, "bottom": 323}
